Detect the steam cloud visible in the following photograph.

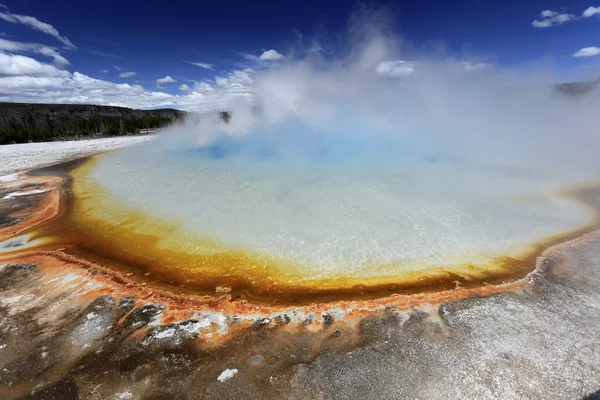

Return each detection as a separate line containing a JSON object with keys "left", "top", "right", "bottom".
{"left": 153, "top": 11, "right": 600, "bottom": 185}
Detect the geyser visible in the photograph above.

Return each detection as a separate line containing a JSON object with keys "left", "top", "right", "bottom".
{"left": 40, "top": 24, "right": 600, "bottom": 303}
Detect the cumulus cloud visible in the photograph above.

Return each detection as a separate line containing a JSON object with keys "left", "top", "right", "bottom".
{"left": 214, "top": 70, "right": 253, "bottom": 88}
{"left": 532, "top": 10, "right": 577, "bottom": 28}
{"left": 0, "top": 38, "right": 257, "bottom": 112}
{"left": 0, "top": 11, "right": 75, "bottom": 48}
{"left": 573, "top": 46, "right": 600, "bottom": 57}
{"left": 156, "top": 75, "right": 177, "bottom": 86}
{"left": 118, "top": 71, "right": 136, "bottom": 78}
{"left": 0, "top": 47, "right": 255, "bottom": 111}
{"left": 583, "top": 6, "right": 600, "bottom": 17}
{"left": 194, "top": 81, "right": 216, "bottom": 92}
{"left": 214, "top": 76, "right": 228, "bottom": 86}
{"left": 0, "top": 51, "right": 70, "bottom": 77}
{"left": 259, "top": 49, "right": 284, "bottom": 61}
{"left": 186, "top": 61, "right": 213, "bottom": 70}
{"left": 169, "top": 70, "right": 253, "bottom": 112}
{"left": 0, "top": 70, "right": 178, "bottom": 108}
{"left": 0, "top": 7, "right": 256, "bottom": 111}
{"left": 0, "top": 38, "right": 69, "bottom": 66}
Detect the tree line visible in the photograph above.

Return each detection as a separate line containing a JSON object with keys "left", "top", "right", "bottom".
{"left": 0, "top": 103, "right": 185, "bottom": 145}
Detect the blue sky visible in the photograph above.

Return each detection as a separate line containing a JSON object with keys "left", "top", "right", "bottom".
{"left": 0, "top": 0, "right": 599, "bottom": 110}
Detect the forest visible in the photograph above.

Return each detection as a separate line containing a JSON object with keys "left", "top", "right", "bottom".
{"left": 0, "top": 103, "right": 185, "bottom": 145}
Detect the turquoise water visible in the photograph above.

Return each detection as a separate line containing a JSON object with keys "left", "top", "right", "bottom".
{"left": 83, "top": 125, "right": 592, "bottom": 279}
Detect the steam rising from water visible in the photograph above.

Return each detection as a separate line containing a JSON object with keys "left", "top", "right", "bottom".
{"left": 155, "top": 18, "right": 600, "bottom": 179}
{"left": 78, "top": 15, "right": 600, "bottom": 283}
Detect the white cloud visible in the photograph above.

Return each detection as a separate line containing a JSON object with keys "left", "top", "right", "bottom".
{"left": 0, "top": 71, "right": 178, "bottom": 109}
{"left": 0, "top": 39, "right": 255, "bottom": 112}
{"left": 259, "top": 49, "right": 284, "bottom": 61}
{"left": 194, "top": 81, "right": 215, "bottom": 92}
{"left": 0, "top": 38, "right": 68, "bottom": 65}
{"left": 573, "top": 46, "right": 600, "bottom": 57}
{"left": 0, "top": 12, "right": 254, "bottom": 112}
{"left": 583, "top": 6, "right": 600, "bottom": 17}
{"left": 532, "top": 10, "right": 577, "bottom": 28}
{"left": 118, "top": 71, "right": 136, "bottom": 78}
{"left": 0, "top": 51, "right": 69, "bottom": 77}
{"left": 156, "top": 75, "right": 177, "bottom": 86}
{"left": 215, "top": 76, "right": 228, "bottom": 86}
{"left": 186, "top": 61, "right": 213, "bottom": 70}
{"left": 170, "top": 70, "right": 254, "bottom": 112}
{"left": 0, "top": 11, "right": 75, "bottom": 48}
{"left": 376, "top": 60, "right": 415, "bottom": 77}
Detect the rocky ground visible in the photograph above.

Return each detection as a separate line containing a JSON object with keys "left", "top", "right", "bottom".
{"left": 288, "top": 236, "right": 600, "bottom": 400}
{"left": 0, "top": 233, "right": 599, "bottom": 399}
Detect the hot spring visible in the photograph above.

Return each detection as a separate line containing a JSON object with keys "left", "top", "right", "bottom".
{"left": 44, "top": 117, "right": 595, "bottom": 303}
{"left": 32, "top": 36, "right": 600, "bottom": 303}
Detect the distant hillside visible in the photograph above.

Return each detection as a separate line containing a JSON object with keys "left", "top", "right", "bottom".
{"left": 0, "top": 103, "right": 185, "bottom": 145}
